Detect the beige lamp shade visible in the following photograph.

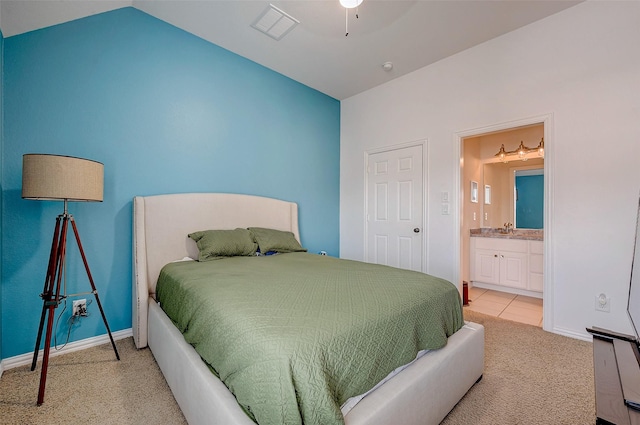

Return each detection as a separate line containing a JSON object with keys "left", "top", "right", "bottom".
{"left": 22, "top": 154, "right": 104, "bottom": 202}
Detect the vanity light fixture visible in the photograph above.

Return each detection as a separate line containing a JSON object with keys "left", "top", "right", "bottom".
{"left": 495, "top": 138, "right": 544, "bottom": 163}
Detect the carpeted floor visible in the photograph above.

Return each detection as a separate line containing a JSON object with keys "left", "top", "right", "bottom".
{"left": 0, "top": 310, "right": 595, "bottom": 424}
{"left": 0, "top": 337, "right": 188, "bottom": 425}
{"left": 442, "top": 310, "right": 595, "bottom": 424}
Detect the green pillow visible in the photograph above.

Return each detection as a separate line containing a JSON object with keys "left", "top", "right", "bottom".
{"left": 248, "top": 227, "right": 307, "bottom": 254}
{"left": 188, "top": 228, "right": 258, "bottom": 261}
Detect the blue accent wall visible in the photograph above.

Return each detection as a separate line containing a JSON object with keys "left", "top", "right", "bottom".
{"left": 0, "top": 27, "right": 4, "bottom": 362}
{"left": 1, "top": 7, "right": 340, "bottom": 358}
{"left": 515, "top": 175, "right": 544, "bottom": 229}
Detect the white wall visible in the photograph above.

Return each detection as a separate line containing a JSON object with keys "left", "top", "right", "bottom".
{"left": 340, "top": 1, "right": 640, "bottom": 339}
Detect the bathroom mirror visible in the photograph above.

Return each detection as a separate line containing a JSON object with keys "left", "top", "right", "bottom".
{"left": 482, "top": 159, "right": 543, "bottom": 229}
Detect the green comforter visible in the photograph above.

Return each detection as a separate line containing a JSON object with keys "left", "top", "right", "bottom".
{"left": 156, "top": 252, "right": 463, "bottom": 425}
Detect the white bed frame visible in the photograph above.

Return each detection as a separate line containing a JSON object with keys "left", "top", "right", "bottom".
{"left": 133, "top": 193, "right": 484, "bottom": 425}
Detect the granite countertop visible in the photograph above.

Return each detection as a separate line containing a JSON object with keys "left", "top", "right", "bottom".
{"left": 470, "top": 228, "right": 543, "bottom": 241}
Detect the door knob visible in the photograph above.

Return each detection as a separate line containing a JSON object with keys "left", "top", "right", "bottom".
{"left": 413, "top": 228, "right": 420, "bottom": 233}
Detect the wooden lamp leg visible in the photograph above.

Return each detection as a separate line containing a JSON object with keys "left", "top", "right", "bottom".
{"left": 30, "top": 216, "right": 63, "bottom": 372}
{"left": 31, "top": 214, "right": 69, "bottom": 405}
{"left": 70, "top": 217, "right": 120, "bottom": 361}
{"left": 30, "top": 213, "right": 119, "bottom": 406}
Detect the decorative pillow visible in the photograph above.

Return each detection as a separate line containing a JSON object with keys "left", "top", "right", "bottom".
{"left": 248, "top": 227, "right": 307, "bottom": 254}
{"left": 188, "top": 228, "right": 258, "bottom": 261}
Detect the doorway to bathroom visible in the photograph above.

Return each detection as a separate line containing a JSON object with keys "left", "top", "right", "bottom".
{"left": 456, "top": 115, "right": 552, "bottom": 330}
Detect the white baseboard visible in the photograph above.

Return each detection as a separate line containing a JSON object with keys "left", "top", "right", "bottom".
{"left": 471, "top": 281, "right": 543, "bottom": 299}
{"left": 552, "top": 325, "right": 591, "bottom": 342}
{"left": 0, "top": 328, "right": 133, "bottom": 378}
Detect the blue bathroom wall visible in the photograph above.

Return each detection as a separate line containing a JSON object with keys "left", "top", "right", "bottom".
{"left": 1, "top": 7, "right": 340, "bottom": 358}
{"left": 515, "top": 175, "right": 544, "bottom": 229}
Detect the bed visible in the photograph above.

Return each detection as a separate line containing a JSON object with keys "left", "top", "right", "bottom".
{"left": 132, "top": 192, "right": 484, "bottom": 425}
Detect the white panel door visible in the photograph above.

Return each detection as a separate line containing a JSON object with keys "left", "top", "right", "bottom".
{"left": 366, "top": 144, "right": 424, "bottom": 272}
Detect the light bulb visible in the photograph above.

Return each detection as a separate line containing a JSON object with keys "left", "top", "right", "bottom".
{"left": 517, "top": 141, "right": 527, "bottom": 160}
{"left": 496, "top": 144, "right": 508, "bottom": 163}
{"left": 340, "top": 0, "right": 363, "bottom": 8}
{"left": 537, "top": 137, "right": 544, "bottom": 157}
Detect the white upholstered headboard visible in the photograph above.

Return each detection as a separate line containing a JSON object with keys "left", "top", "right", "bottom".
{"left": 132, "top": 193, "right": 300, "bottom": 348}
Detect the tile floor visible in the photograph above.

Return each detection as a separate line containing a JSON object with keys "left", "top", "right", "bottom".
{"left": 464, "top": 286, "right": 543, "bottom": 327}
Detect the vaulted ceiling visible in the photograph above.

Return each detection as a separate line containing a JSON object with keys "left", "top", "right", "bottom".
{"left": 0, "top": 1, "right": 581, "bottom": 99}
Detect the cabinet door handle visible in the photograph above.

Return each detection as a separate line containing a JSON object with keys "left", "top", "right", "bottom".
{"left": 494, "top": 254, "right": 498, "bottom": 257}
{"left": 413, "top": 228, "right": 420, "bottom": 233}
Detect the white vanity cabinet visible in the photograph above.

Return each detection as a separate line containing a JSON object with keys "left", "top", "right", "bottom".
{"left": 528, "top": 241, "right": 544, "bottom": 292}
{"left": 470, "top": 236, "right": 543, "bottom": 296}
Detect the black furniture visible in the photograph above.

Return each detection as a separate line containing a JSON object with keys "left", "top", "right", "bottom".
{"left": 588, "top": 327, "right": 640, "bottom": 425}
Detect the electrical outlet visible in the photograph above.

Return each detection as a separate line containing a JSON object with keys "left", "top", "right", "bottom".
{"left": 595, "top": 293, "right": 610, "bottom": 312}
{"left": 73, "top": 299, "right": 87, "bottom": 317}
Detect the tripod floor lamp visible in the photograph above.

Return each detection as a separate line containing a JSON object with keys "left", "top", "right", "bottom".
{"left": 22, "top": 154, "right": 120, "bottom": 406}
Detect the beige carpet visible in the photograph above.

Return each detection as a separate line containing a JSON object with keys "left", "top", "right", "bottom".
{"left": 0, "top": 338, "right": 188, "bottom": 425}
{"left": 442, "top": 310, "right": 594, "bottom": 424}
{"left": 0, "top": 310, "right": 595, "bottom": 424}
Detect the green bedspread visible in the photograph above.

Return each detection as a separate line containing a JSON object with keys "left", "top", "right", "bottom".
{"left": 156, "top": 252, "right": 463, "bottom": 425}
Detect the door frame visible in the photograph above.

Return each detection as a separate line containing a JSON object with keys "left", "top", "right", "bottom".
{"left": 364, "top": 139, "right": 429, "bottom": 273}
{"left": 453, "top": 114, "right": 554, "bottom": 331}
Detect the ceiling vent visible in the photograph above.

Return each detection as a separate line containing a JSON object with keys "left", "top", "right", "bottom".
{"left": 251, "top": 4, "right": 300, "bottom": 41}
